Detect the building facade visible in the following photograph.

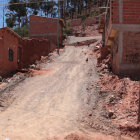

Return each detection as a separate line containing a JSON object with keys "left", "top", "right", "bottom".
{"left": 0, "top": 27, "right": 57, "bottom": 77}
{"left": 104, "top": 0, "right": 140, "bottom": 78}
{"left": 29, "top": 15, "right": 65, "bottom": 47}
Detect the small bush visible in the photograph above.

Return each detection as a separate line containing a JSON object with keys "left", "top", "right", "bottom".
{"left": 13, "top": 26, "right": 29, "bottom": 37}
{"left": 82, "top": 24, "right": 86, "bottom": 31}
{"left": 66, "top": 22, "right": 70, "bottom": 27}
{"left": 90, "top": 9, "right": 100, "bottom": 17}
{"left": 64, "top": 28, "right": 73, "bottom": 36}
{"left": 81, "top": 15, "right": 87, "bottom": 22}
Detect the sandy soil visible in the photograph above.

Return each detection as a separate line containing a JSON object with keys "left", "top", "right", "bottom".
{"left": 92, "top": 44, "right": 140, "bottom": 138}
{"left": 0, "top": 36, "right": 134, "bottom": 140}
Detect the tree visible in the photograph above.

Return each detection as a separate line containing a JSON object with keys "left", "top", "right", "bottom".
{"left": 27, "top": 0, "right": 43, "bottom": 15}
{"left": 40, "top": 0, "right": 57, "bottom": 17}
{"left": 7, "top": 0, "right": 27, "bottom": 27}
{"left": 5, "top": 12, "right": 16, "bottom": 28}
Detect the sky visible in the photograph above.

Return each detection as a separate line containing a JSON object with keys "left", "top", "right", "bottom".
{"left": 0, "top": 0, "right": 8, "bottom": 28}
{"left": 0, "top": 0, "right": 60, "bottom": 28}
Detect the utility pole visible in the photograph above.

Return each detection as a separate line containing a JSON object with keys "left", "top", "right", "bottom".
{"left": 3, "top": 6, "right": 5, "bottom": 27}
{"left": 57, "top": 0, "right": 60, "bottom": 55}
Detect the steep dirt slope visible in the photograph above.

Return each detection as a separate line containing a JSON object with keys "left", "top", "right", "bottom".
{"left": 0, "top": 36, "right": 134, "bottom": 140}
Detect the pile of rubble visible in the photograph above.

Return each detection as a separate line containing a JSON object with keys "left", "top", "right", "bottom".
{"left": 93, "top": 44, "right": 140, "bottom": 137}
{"left": 72, "top": 24, "right": 100, "bottom": 37}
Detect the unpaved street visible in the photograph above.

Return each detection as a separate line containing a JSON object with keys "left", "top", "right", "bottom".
{"left": 0, "top": 36, "right": 133, "bottom": 140}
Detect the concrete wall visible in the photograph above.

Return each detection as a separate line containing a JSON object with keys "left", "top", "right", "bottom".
{"left": 119, "top": 31, "right": 140, "bottom": 77}
{"left": 30, "top": 15, "right": 64, "bottom": 46}
{"left": 0, "top": 27, "right": 20, "bottom": 76}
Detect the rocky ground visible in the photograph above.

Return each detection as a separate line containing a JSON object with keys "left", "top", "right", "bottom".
{"left": 0, "top": 26, "right": 139, "bottom": 140}
{"left": 92, "top": 43, "right": 140, "bottom": 138}
{"left": 72, "top": 24, "right": 100, "bottom": 37}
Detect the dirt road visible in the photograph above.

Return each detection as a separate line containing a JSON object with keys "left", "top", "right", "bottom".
{"left": 0, "top": 36, "right": 133, "bottom": 140}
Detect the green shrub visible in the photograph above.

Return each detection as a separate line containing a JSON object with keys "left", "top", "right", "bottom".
{"left": 81, "top": 15, "right": 87, "bottom": 22}
{"left": 66, "top": 22, "right": 70, "bottom": 27}
{"left": 82, "top": 24, "right": 86, "bottom": 31}
{"left": 13, "top": 26, "right": 29, "bottom": 37}
{"left": 64, "top": 28, "right": 73, "bottom": 36}
{"left": 90, "top": 9, "right": 100, "bottom": 17}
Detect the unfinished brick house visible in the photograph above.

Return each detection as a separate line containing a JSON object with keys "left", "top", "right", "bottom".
{"left": 103, "top": 0, "right": 140, "bottom": 78}
{"left": 0, "top": 27, "right": 57, "bottom": 77}
{"left": 0, "top": 28, "right": 19, "bottom": 76}
{"left": 30, "top": 15, "right": 65, "bottom": 47}
{"left": 0, "top": 15, "right": 65, "bottom": 77}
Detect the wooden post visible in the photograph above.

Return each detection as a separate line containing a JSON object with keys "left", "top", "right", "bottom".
{"left": 57, "top": 0, "right": 60, "bottom": 55}
{"left": 3, "top": 7, "right": 5, "bottom": 27}
{"left": 138, "top": 82, "right": 140, "bottom": 123}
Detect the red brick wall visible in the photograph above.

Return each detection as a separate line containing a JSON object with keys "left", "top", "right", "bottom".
{"left": 111, "top": 0, "right": 119, "bottom": 24}
{"left": 123, "top": 32, "right": 140, "bottom": 64}
{"left": 0, "top": 27, "right": 57, "bottom": 76}
{"left": 30, "top": 15, "right": 64, "bottom": 46}
{"left": 110, "top": 0, "right": 140, "bottom": 24}
{"left": 19, "top": 38, "right": 57, "bottom": 68}
{"left": 0, "top": 27, "right": 19, "bottom": 76}
{"left": 123, "top": 0, "right": 140, "bottom": 24}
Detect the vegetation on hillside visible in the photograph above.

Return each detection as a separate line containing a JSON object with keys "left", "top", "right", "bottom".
{"left": 5, "top": 0, "right": 107, "bottom": 37}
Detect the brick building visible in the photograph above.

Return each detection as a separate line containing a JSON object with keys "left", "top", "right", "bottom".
{"left": 0, "top": 15, "right": 65, "bottom": 77}
{"left": 0, "top": 28, "right": 19, "bottom": 76}
{"left": 29, "top": 15, "right": 65, "bottom": 47}
{"left": 0, "top": 27, "right": 57, "bottom": 77}
{"left": 104, "top": 0, "right": 140, "bottom": 78}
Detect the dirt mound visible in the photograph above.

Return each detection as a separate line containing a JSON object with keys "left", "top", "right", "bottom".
{"left": 93, "top": 44, "right": 140, "bottom": 138}
{"left": 72, "top": 25, "right": 100, "bottom": 37}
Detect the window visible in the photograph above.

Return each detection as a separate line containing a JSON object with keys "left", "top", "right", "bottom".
{"left": 9, "top": 48, "right": 14, "bottom": 61}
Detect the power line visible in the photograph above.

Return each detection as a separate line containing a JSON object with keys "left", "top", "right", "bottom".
{"left": 0, "top": 0, "right": 64, "bottom": 6}
{"left": 0, "top": 1, "right": 51, "bottom": 7}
